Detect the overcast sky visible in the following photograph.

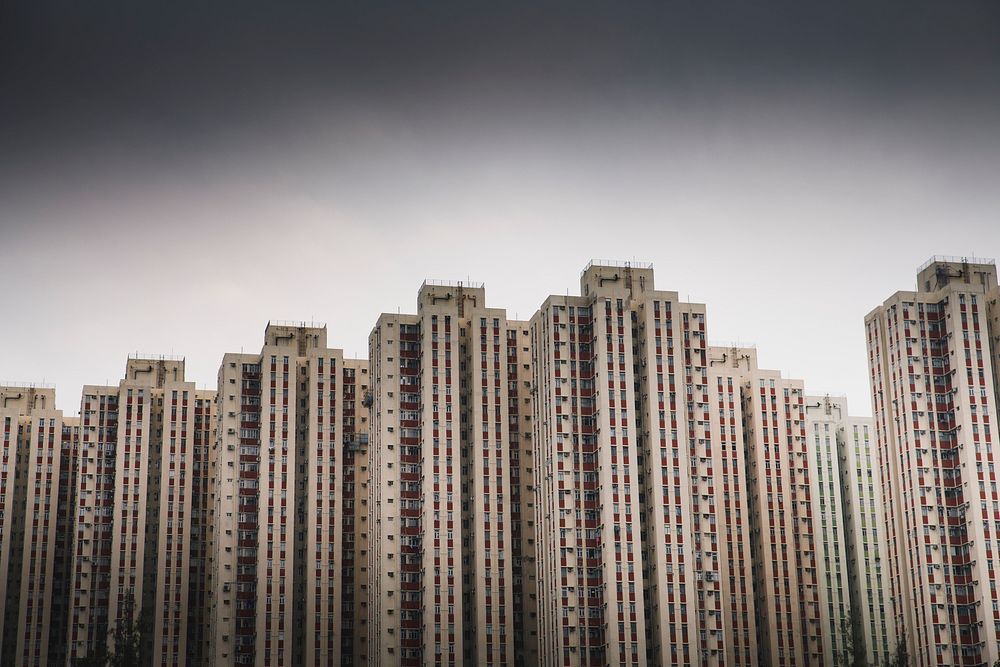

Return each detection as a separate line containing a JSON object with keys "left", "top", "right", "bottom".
{"left": 2, "top": 1, "right": 1000, "bottom": 414}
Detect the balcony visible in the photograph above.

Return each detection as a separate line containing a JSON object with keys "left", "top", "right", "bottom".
{"left": 344, "top": 433, "right": 370, "bottom": 452}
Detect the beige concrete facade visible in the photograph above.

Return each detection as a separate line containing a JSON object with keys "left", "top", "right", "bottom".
{"left": 839, "top": 414, "right": 894, "bottom": 665}
{"left": 119, "top": 359, "right": 211, "bottom": 666}
{"left": 367, "top": 310, "right": 419, "bottom": 665}
{"left": 0, "top": 386, "right": 76, "bottom": 667}
{"left": 743, "top": 369, "right": 823, "bottom": 666}
{"left": 531, "top": 263, "right": 760, "bottom": 667}
{"left": 633, "top": 333, "right": 824, "bottom": 667}
{"left": 341, "top": 358, "right": 371, "bottom": 666}
{"left": 508, "top": 315, "right": 540, "bottom": 667}
{"left": 367, "top": 282, "right": 537, "bottom": 666}
{"left": 707, "top": 347, "right": 759, "bottom": 666}
{"left": 866, "top": 257, "right": 1000, "bottom": 666}
{"left": 52, "top": 413, "right": 81, "bottom": 667}
{"left": 531, "top": 269, "right": 648, "bottom": 667}
{"left": 208, "top": 322, "right": 367, "bottom": 667}
{"left": 187, "top": 389, "right": 216, "bottom": 664}
{"left": 804, "top": 395, "right": 857, "bottom": 665}
{"left": 66, "top": 357, "right": 216, "bottom": 666}
{"left": 71, "top": 382, "right": 120, "bottom": 659}
{"left": 689, "top": 345, "right": 822, "bottom": 667}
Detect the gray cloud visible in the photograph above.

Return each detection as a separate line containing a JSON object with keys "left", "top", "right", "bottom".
{"left": 2, "top": 1, "right": 999, "bottom": 412}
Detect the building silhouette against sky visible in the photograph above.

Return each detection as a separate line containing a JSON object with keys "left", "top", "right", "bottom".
{"left": 3, "top": 258, "right": 978, "bottom": 667}
{"left": 866, "top": 257, "right": 1000, "bottom": 666}
{"left": 367, "top": 282, "right": 537, "bottom": 666}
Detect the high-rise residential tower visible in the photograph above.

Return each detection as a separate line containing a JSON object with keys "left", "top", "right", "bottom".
{"left": 70, "top": 378, "right": 119, "bottom": 659}
{"left": 706, "top": 347, "right": 759, "bottom": 666}
{"left": 52, "top": 410, "right": 82, "bottom": 667}
{"left": 367, "top": 281, "right": 537, "bottom": 666}
{"left": 838, "top": 411, "right": 894, "bottom": 665}
{"left": 866, "top": 256, "right": 1000, "bottom": 666}
{"left": 722, "top": 357, "right": 823, "bottom": 666}
{"left": 803, "top": 395, "right": 861, "bottom": 665}
{"left": 787, "top": 395, "right": 895, "bottom": 665}
{"left": 187, "top": 388, "right": 217, "bottom": 664}
{"left": 530, "top": 262, "right": 759, "bottom": 667}
{"left": 208, "top": 322, "right": 368, "bottom": 667}
{"left": 0, "top": 385, "right": 78, "bottom": 667}
{"left": 341, "top": 357, "right": 372, "bottom": 666}
{"left": 68, "top": 357, "right": 216, "bottom": 666}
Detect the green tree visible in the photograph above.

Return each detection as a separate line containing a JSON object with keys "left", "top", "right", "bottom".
{"left": 882, "top": 631, "right": 909, "bottom": 667}
{"left": 109, "top": 591, "right": 144, "bottom": 667}
{"left": 72, "top": 642, "right": 109, "bottom": 667}
{"left": 72, "top": 591, "right": 148, "bottom": 667}
{"left": 837, "top": 616, "right": 871, "bottom": 667}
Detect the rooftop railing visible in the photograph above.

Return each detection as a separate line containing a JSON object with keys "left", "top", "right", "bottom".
{"left": 918, "top": 256, "right": 996, "bottom": 272}
{"left": 420, "top": 279, "right": 485, "bottom": 289}
{"left": 582, "top": 259, "right": 654, "bottom": 275}
{"left": 128, "top": 352, "right": 185, "bottom": 361}
{"left": 708, "top": 341, "right": 758, "bottom": 349}
{"left": 267, "top": 320, "right": 327, "bottom": 329}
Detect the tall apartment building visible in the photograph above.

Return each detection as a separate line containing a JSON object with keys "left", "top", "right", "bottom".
{"left": 52, "top": 410, "right": 82, "bottom": 667}
{"left": 693, "top": 348, "right": 828, "bottom": 667}
{"left": 866, "top": 256, "right": 1000, "bottom": 666}
{"left": 530, "top": 262, "right": 758, "bottom": 667}
{"left": 742, "top": 366, "right": 823, "bottom": 666}
{"left": 0, "top": 385, "right": 78, "bottom": 667}
{"left": 70, "top": 377, "right": 119, "bottom": 659}
{"left": 509, "top": 315, "right": 540, "bottom": 667}
{"left": 773, "top": 395, "right": 896, "bottom": 666}
{"left": 209, "top": 322, "right": 369, "bottom": 667}
{"left": 368, "top": 281, "right": 537, "bottom": 666}
{"left": 69, "top": 357, "right": 216, "bottom": 666}
{"left": 705, "top": 347, "right": 759, "bottom": 666}
{"left": 188, "top": 389, "right": 217, "bottom": 664}
{"left": 803, "top": 395, "right": 861, "bottom": 665}
{"left": 838, "top": 412, "right": 893, "bottom": 665}
{"left": 342, "top": 357, "right": 372, "bottom": 667}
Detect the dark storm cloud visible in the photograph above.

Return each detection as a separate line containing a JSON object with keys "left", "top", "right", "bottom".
{"left": 3, "top": 1, "right": 999, "bottom": 184}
